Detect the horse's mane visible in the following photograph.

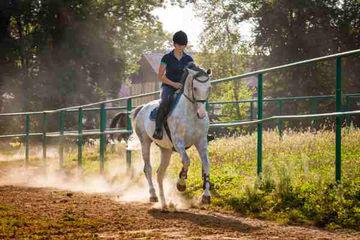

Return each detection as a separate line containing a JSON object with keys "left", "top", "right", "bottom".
{"left": 179, "top": 62, "right": 207, "bottom": 87}
{"left": 186, "top": 62, "right": 207, "bottom": 74}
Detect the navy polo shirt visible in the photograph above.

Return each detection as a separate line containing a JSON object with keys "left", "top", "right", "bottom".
{"left": 160, "top": 50, "right": 194, "bottom": 88}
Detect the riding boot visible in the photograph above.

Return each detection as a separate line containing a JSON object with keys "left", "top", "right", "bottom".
{"left": 153, "top": 100, "right": 169, "bottom": 140}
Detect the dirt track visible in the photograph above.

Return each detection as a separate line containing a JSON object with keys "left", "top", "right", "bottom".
{"left": 0, "top": 186, "right": 359, "bottom": 239}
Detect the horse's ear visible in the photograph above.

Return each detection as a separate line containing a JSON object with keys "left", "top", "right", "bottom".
{"left": 206, "top": 69, "right": 212, "bottom": 76}
{"left": 187, "top": 62, "right": 195, "bottom": 68}
{"left": 187, "top": 68, "right": 196, "bottom": 75}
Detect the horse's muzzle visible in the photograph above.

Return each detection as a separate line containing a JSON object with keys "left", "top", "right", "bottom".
{"left": 197, "top": 112, "right": 206, "bottom": 119}
{"left": 196, "top": 103, "right": 207, "bottom": 119}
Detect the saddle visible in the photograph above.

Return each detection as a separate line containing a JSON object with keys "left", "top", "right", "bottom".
{"left": 149, "top": 92, "right": 184, "bottom": 152}
{"left": 150, "top": 68, "right": 189, "bottom": 122}
{"left": 149, "top": 91, "right": 182, "bottom": 121}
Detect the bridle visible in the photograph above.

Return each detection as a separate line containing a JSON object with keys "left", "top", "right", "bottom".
{"left": 183, "top": 71, "right": 210, "bottom": 104}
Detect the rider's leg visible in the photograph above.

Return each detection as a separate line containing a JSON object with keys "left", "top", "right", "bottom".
{"left": 153, "top": 85, "right": 175, "bottom": 140}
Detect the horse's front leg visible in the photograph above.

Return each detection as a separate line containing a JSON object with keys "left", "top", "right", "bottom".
{"left": 174, "top": 141, "right": 190, "bottom": 192}
{"left": 195, "top": 138, "right": 211, "bottom": 204}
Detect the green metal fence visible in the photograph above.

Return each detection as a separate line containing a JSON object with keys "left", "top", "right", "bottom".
{"left": 207, "top": 93, "right": 360, "bottom": 137}
{"left": 0, "top": 49, "right": 359, "bottom": 182}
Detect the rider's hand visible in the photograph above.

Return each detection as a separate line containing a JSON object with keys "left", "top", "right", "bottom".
{"left": 172, "top": 82, "right": 183, "bottom": 89}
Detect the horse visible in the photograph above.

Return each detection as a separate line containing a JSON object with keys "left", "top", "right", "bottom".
{"left": 131, "top": 63, "right": 212, "bottom": 209}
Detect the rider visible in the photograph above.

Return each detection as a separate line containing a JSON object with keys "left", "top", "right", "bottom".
{"left": 153, "top": 30, "right": 194, "bottom": 140}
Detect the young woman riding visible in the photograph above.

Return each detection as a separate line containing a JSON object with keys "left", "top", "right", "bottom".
{"left": 153, "top": 30, "right": 194, "bottom": 139}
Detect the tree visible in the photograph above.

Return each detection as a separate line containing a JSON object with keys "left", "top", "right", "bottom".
{"left": 190, "top": 0, "right": 360, "bottom": 97}
{"left": 0, "top": 0, "right": 169, "bottom": 133}
{"left": 192, "top": 0, "right": 256, "bottom": 125}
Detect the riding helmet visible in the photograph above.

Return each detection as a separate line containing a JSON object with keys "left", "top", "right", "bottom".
{"left": 173, "top": 30, "right": 188, "bottom": 45}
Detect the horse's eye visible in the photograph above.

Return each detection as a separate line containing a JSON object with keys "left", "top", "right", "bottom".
{"left": 193, "top": 87, "right": 197, "bottom": 91}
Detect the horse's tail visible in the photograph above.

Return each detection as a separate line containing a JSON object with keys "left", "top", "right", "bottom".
{"left": 130, "top": 105, "right": 144, "bottom": 130}
{"left": 110, "top": 105, "right": 142, "bottom": 133}
{"left": 131, "top": 105, "right": 143, "bottom": 121}
{"left": 110, "top": 112, "right": 125, "bottom": 129}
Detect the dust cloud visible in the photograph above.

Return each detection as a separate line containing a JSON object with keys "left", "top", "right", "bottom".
{"left": 0, "top": 143, "right": 194, "bottom": 210}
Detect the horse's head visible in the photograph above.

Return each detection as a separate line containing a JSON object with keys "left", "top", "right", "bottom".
{"left": 181, "top": 63, "right": 212, "bottom": 119}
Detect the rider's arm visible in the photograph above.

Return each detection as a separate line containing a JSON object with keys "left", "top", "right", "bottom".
{"left": 157, "top": 64, "right": 175, "bottom": 87}
{"left": 158, "top": 63, "right": 182, "bottom": 89}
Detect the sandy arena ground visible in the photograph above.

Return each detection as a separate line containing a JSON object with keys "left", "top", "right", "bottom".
{"left": 0, "top": 185, "right": 359, "bottom": 239}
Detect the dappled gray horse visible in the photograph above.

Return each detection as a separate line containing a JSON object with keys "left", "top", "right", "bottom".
{"left": 131, "top": 64, "right": 212, "bottom": 209}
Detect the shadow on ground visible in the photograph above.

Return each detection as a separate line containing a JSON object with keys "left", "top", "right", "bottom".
{"left": 148, "top": 208, "right": 259, "bottom": 233}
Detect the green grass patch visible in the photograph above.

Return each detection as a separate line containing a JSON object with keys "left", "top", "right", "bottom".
{"left": 169, "top": 128, "right": 360, "bottom": 230}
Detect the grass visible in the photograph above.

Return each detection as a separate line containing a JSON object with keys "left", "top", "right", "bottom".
{"left": 168, "top": 127, "right": 360, "bottom": 230}
{"left": 0, "top": 205, "right": 27, "bottom": 239}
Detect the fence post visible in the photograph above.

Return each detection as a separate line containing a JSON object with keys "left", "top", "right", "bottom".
{"left": 126, "top": 98, "right": 133, "bottom": 171}
{"left": 335, "top": 57, "right": 342, "bottom": 182}
{"left": 99, "top": 103, "right": 106, "bottom": 174}
{"left": 24, "top": 114, "right": 30, "bottom": 167}
{"left": 257, "top": 73, "right": 263, "bottom": 177}
{"left": 42, "top": 112, "right": 47, "bottom": 166}
{"left": 59, "top": 110, "right": 65, "bottom": 168}
{"left": 77, "top": 107, "right": 83, "bottom": 170}
{"left": 277, "top": 100, "right": 283, "bottom": 139}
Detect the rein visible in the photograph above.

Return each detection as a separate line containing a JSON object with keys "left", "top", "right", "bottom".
{"left": 182, "top": 71, "right": 210, "bottom": 104}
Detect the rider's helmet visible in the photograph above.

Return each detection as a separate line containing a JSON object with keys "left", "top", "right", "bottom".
{"left": 173, "top": 31, "right": 188, "bottom": 46}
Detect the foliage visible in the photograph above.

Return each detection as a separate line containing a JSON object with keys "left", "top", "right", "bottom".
{"left": 169, "top": 127, "right": 360, "bottom": 230}
{"left": 194, "top": 30, "right": 255, "bottom": 124}
{"left": 213, "top": 82, "right": 254, "bottom": 123}
{"left": 0, "top": 0, "right": 169, "bottom": 133}
{"left": 191, "top": 0, "right": 360, "bottom": 96}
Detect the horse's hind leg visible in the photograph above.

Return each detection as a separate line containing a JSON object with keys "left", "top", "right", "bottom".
{"left": 157, "top": 148, "right": 172, "bottom": 209}
{"left": 140, "top": 137, "right": 158, "bottom": 202}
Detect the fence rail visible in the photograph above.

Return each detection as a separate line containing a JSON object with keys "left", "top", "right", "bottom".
{"left": 0, "top": 48, "right": 360, "bottom": 182}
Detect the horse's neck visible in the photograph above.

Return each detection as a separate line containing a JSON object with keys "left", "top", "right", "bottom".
{"left": 172, "top": 93, "right": 196, "bottom": 118}
{"left": 170, "top": 77, "right": 197, "bottom": 118}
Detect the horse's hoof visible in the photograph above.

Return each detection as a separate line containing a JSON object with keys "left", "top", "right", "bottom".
{"left": 149, "top": 196, "right": 158, "bottom": 202}
{"left": 160, "top": 205, "right": 169, "bottom": 213}
{"left": 176, "top": 182, "right": 186, "bottom": 192}
{"left": 201, "top": 195, "right": 211, "bottom": 205}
